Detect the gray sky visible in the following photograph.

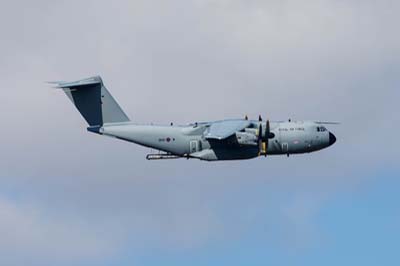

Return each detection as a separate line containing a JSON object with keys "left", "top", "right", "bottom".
{"left": 0, "top": 1, "right": 399, "bottom": 265}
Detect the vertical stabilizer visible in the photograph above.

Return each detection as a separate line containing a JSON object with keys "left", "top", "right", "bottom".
{"left": 52, "top": 76, "right": 130, "bottom": 127}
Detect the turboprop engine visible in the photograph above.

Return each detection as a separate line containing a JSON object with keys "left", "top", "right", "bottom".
{"left": 235, "top": 129, "right": 258, "bottom": 146}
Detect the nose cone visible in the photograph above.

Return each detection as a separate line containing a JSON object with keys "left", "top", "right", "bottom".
{"left": 329, "top": 132, "right": 337, "bottom": 146}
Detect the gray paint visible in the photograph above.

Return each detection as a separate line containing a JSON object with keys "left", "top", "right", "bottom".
{"left": 100, "top": 120, "right": 334, "bottom": 161}
{"left": 57, "top": 76, "right": 337, "bottom": 161}
{"left": 55, "top": 76, "right": 130, "bottom": 126}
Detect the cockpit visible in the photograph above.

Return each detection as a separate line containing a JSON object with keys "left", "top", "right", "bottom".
{"left": 316, "top": 126, "right": 327, "bottom": 132}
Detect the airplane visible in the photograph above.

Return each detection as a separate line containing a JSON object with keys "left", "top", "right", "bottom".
{"left": 52, "top": 76, "right": 337, "bottom": 161}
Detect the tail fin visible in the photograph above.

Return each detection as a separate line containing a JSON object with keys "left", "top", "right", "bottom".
{"left": 52, "top": 76, "right": 130, "bottom": 127}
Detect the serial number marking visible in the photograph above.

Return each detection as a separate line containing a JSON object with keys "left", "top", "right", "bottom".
{"left": 279, "top": 128, "right": 305, "bottom": 131}
{"left": 158, "top": 137, "right": 176, "bottom": 142}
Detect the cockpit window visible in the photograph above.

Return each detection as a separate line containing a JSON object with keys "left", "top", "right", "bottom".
{"left": 317, "top": 126, "right": 327, "bottom": 132}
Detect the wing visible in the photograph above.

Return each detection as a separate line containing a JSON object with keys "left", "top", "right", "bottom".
{"left": 205, "top": 120, "right": 251, "bottom": 140}
{"left": 314, "top": 121, "right": 341, "bottom": 125}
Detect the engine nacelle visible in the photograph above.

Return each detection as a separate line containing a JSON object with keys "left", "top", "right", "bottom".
{"left": 235, "top": 132, "right": 258, "bottom": 146}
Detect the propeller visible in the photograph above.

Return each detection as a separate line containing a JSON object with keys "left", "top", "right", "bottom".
{"left": 258, "top": 123, "right": 263, "bottom": 155}
{"left": 264, "top": 120, "right": 270, "bottom": 157}
{"left": 258, "top": 117, "right": 274, "bottom": 157}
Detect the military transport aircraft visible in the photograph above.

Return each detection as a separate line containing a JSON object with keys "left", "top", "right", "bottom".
{"left": 52, "top": 76, "right": 337, "bottom": 161}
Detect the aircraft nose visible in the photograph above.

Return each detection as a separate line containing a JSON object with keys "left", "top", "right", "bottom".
{"left": 329, "top": 132, "right": 337, "bottom": 146}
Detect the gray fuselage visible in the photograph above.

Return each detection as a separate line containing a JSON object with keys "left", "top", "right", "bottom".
{"left": 54, "top": 76, "right": 337, "bottom": 161}
{"left": 99, "top": 120, "right": 336, "bottom": 161}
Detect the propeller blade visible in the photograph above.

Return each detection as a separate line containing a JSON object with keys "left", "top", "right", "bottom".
{"left": 265, "top": 120, "right": 270, "bottom": 157}
{"left": 258, "top": 123, "right": 263, "bottom": 155}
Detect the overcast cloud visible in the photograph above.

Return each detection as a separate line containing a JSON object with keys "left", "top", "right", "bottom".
{"left": 0, "top": 1, "right": 399, "bottom": 265}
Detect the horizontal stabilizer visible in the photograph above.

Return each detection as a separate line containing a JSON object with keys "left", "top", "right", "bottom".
{"left": 50, "top": 76, "right": 102, "bottom": 89}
